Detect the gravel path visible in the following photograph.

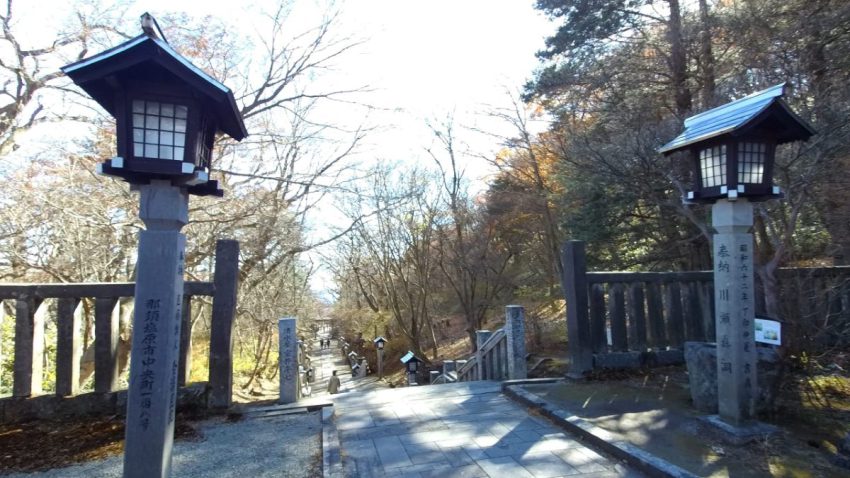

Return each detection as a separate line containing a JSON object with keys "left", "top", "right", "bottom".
{"left": 2, "top": 411, "right": 322, "bottom": 478}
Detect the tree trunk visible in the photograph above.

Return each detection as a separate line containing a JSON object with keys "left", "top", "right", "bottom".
{"left": 666, "top": 0, "right": 692, "bottom": 117}
{"left": 697, "top": 0, "right": 716, "bottom": 107}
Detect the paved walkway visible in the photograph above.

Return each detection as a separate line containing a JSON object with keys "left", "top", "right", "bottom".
{"left": 330, "top": 381, "right": 644, "bottom": 478}
{"left": 308, "top": 337, "right": 385, "bottom": 399}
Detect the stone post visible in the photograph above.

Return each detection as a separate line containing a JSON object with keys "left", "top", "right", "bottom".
{"left": 123, "top": 181, "right": 188, "bottom": 478}
{"left": 505, "top": 305, "right": 527, "bottom": 380}
{"left": 712, "top": 199, "right": 757, "bottom": 426}
{"left": 209, "top": 240, "right": 240, "bottom": 408}
{"left": 562, "top": 241, "right": 593, "bottom": 378}
{"left": 475, "top": 330, "right": 492, "bottom": 380}
{"left": 279, "top": 317, "right": 298, "bottom": 404}
{"left": 377, "top": 348, "right": 384, "bottom": 379}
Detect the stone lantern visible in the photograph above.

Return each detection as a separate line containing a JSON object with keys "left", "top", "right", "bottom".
{"left": 373, "top": 336, "right": 387, "bottom": 379}
{"left": 61, "top": 13, "right": 246, "bottom": 478}
{"left": 661, "top": 83, "right": 815, "bottom": 435}
{"left": 401, "top": 351, "right": 422, "bottom": 386}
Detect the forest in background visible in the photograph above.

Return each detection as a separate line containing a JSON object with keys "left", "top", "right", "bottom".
{"left": 2, "top": 0, "right": 850, "bottom": 394}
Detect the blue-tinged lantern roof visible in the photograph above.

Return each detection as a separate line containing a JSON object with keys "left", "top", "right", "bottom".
{"left": 373, "top": 336, "right": 387, "bottom": 343}
{"left": 400, "top": 351, "right": 420, "bottom": 364}
{"left": 62, "top": 33, "right": 247, "bottom": 141}
{"left": 659, "top": 83, "right": 815, "bottom": 154}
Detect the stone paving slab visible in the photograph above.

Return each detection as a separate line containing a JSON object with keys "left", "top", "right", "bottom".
{"left": 332, "top": 381, "right": 642, "bottom": 478}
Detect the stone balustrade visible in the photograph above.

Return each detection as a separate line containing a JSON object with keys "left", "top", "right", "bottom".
{"left": 0, "top": 240, "right": 239, "bottom": 423}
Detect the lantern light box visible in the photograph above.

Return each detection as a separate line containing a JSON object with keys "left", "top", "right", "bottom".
{"left": 61, "top": 13, "right": 247, "bottom": 197}
{"left": 660, "top": 83, "right": 815, "bottom": 204}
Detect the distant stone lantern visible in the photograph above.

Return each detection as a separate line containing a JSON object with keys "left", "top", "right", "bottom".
{"left": 61, "top": 13, "right": 246, "bottom": 478}
{"left": 401, "top": 351, "right": 421, "bottom": 386}
{"left": 661, "top": 83, "right": 815, "bottom": 434}
{"left": 374, "top": 336, "right": 387, "bottom": 379}
{"left": 659, "top": 83, "right": 814, "bottom": 204}
{"left": 62, "top": 13, "right": 247, "bottom": 196}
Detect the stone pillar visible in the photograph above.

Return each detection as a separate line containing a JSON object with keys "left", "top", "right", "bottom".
{"left": 562, "top": 241, "right": 593, "bottom": 378}
{"left": 505, "top": 305, "right": 527, "bottom": 380}
{"left": 475, "top": 330, "right": 492, "bottom": 380}
{"left": 377, "top": 348, "right": 384, "bottom": 379}
{"left": 209, "top": 240, "right": 240, "bottom": 409}
{"left": 124, "top": 181, "right": 188, "bottom": 478}
{"left": 279, "top": 317, "right": 298, "bottom": 404}
{"left": 712, "top": 199, "right": 757, "bottom": 426}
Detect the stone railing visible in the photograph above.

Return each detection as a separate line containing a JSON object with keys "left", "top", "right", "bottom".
{"left": 0, "top": 240, "right": 239, "bottom": 423}
{"left": 561, "top": 240, "right": 850, "bottom": 375}
{"left": 456, "top": 305, "right": 527, "bottom": 383}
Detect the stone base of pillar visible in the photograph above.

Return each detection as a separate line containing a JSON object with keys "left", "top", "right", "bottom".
{"left": 700, "top": 415, "right": 779, "bottom": 446}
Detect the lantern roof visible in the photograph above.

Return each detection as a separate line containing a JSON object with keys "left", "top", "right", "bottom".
{"left": 62, "top": 29, "right": 247, "bottom": 141}
{"left": 373, "top": 336, "right": 387, "bottom": 344}
{"left": 659, "top": 83, "right": 814, "bottom": 155}
{"left": 400, "top": 351, "right": 421, "bottom": 364}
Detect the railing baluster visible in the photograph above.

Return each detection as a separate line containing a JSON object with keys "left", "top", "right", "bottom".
{"left": 13, "top": 298, "right": 45, "bottom": 397}
{"left": 664, "top": 282, "right": 684, "bottom": 348}
{"left": 609, "top": 284, "right": 627, "bottom": 352}
{"left": 94, "top": 297, "right": 121, "bottom": 393}
{"left": 646, "top": 282, "right": 665, "bottom": 348}
{"left": 178, "top": 294, "right": 193, "bottom": 386}
{"left": 589, "top": 284, "right": 607, "bottom": 353}
{"left": 56, "top": 298, "right": 82, "bottom": 397}
{"left": 685, "top": 282, "right": 704, "bottom": 341}
{"left": 0, "top": 300, "right": 5, "bottom": 391}
{"left": 628, "top": 283, "right": 647, "bottom": 351}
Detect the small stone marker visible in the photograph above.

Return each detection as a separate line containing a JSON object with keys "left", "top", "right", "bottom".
{"left": 505, "top": 305, "right": 527, "bottom": 380}
{"left": 279, "top": 317, "right": 298, "bottom": 404}
{"left": 712, "top": 199, "right": 757, "bottom": 426}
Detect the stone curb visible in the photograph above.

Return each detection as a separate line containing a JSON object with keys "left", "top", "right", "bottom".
{"left": 503, "top": 383, "right": 698, "bottom": 478}
{"left": 322, "top": 405, "right": 343, "bottom": 478}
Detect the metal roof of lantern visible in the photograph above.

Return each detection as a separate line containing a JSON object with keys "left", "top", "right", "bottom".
{"left": 400, "top": 351, "right": 421, "bottom": 364}
{"left": 373, "top": 336, "right": 387, "bottom": 343}
{"left": 659, "top": 83, "right": 815, "bottom": 155}
{"left": 61, "top": 15, "right": 247, "bottom": 141}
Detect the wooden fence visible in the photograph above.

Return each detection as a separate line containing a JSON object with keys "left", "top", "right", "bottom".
{"left": 0, "top": 240, "right": 239, "bottom": 423}
{"left": 563, "top": 240, "right": 850, "bottom": 375}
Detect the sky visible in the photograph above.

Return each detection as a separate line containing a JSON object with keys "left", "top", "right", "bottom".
{"left": 14, "top": 0, "right": 555, "bottom": 296}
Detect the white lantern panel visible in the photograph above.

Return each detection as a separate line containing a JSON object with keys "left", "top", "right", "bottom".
{"left": 131, "top": 99, "right": 189, "bottom": 161}
{"left": 738, "top": 142, "right": 765, "bottom": 184}
{"left": 699, "top": 145, "right": 726, "bottom": 188}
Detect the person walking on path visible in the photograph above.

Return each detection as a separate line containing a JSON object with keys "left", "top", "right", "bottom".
{"left": 327, "top": 370, "right": 341, "bottom": 394}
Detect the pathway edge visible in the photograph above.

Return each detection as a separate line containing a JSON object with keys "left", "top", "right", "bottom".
{"left": 503, "top": 382, "right": 699, "bottom": 478}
